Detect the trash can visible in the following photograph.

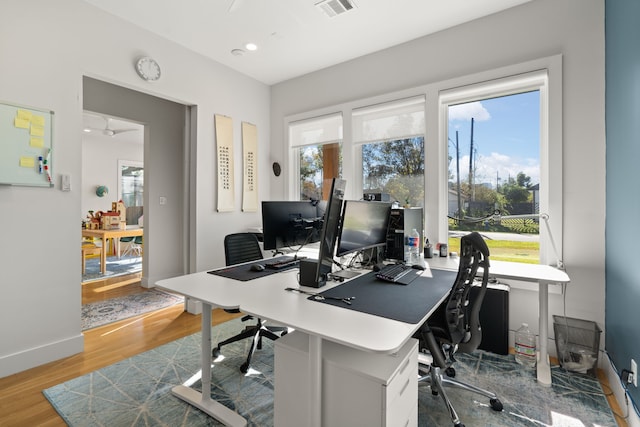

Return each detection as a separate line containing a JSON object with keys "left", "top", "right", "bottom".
{"left": 553, "top": 315, "right": 601, "bottom": 376}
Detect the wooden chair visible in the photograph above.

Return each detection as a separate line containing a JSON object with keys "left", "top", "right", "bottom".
{"left": 81, "top": 241, "right": 103, "bottom": 274}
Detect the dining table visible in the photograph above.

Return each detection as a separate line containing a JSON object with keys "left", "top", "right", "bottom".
{"left": 82, "top": 227, "right": 143, "bottom": 274}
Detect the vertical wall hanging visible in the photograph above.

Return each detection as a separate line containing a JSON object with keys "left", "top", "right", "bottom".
{"left": 215, "top": 114, "right": 235, "bottom": 212}
{"left": 242, "top": 121, "right": 258, "bottom": 212}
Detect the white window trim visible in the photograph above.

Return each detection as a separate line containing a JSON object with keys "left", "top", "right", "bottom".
{"left": 117, "top": 159, "right": 143, "bottom": 204}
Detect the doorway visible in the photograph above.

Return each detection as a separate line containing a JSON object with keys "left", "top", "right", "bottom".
{"left": 81, "top": 113, "right": 146, "bottom": 311}
{"left": 82, "top": 76, "right": 192, "bottom": 329}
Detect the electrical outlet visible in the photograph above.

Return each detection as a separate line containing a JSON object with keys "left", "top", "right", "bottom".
{"left": 632, "top": 359, "right": 638, "bottom": 387}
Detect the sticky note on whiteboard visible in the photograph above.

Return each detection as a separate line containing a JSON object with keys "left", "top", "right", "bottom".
{"left": 20, "top": 156, "right": 35, "bottom": 168}
{"left": 30, "top": 137, "right": 44, "bottom": 148}
{"left": 14, "top": 117, "right": 29, "bottom": 129}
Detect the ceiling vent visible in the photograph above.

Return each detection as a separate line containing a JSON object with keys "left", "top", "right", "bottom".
{"left": 315, "top": 0, "right": 356, "bottom": 18}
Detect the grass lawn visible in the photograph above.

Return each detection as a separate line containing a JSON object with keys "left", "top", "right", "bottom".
{"left": 448, "top": 237, "right": 540, "bottom": 264}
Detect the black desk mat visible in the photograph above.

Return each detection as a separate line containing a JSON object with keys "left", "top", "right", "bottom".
{"left": 208, "top": 256, "right": 298, "bottom": 281}
{"left": 310, "top": 269, "right": 457, "bottom": 324}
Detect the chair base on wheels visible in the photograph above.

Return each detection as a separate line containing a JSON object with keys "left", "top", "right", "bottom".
{"left": 213, "top": 316, "right": 287, "bottom": 373}
{"left": 418, "top": 353, "right": 503, "bottom": 427}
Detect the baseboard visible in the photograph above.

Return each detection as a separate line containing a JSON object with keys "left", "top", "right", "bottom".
{"left": 0, "top": 333, "right": 84, "bottom": 378}
{"left": 604, "top": 352, "right": 640, "bottom": 427}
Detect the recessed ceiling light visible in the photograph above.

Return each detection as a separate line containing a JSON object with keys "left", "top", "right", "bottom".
{"left": 245, "top": 43, "right": 257, "bottom": 51}
{"left": 231, "top": 48, "right": 245, "bottom": 56}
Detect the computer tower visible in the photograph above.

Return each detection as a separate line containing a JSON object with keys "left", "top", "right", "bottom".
{"left": 385, "top": 207, "right": 423, "bottom": 262}
{"left": 469, "top": 283, "right": 510, "bottom": 355}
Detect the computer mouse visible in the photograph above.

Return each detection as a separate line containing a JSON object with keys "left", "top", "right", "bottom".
{"left": 250, "top": 263, "right": 265, "bottom": 272}
{"left": 411, "top": 263, "right": 426, "bottom": 271}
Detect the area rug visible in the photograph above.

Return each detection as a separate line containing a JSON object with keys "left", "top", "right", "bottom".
{"left": 82, "top": 255, "right": 142, "bottom": 283}
{"left": 44, "top": 317, "right": 617, "bottom": 426}
{"left": 81, "top": 289, "right": 184, "bottom": 330}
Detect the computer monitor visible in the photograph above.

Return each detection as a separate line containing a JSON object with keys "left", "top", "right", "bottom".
{"left": 336, "top": 200, "right": 391, "bottom": 257}
{"left": 261, "top": 201, "right": 324, "bottom": 251}
{"left": 299, "top": 178, "right": 346, "bottom": 288}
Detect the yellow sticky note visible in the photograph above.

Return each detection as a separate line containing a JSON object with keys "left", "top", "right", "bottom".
{"left": 30, "top": 137, "right": 44, "bottom": 148}
{"left": 14, "top": 117, "right": 29, "bottom": 129}
{"left": 31, "top": 115, "right": 45, "bottom": 126}
{"left": 20, "top": 156, "right": 35, "bottom": 168}
{"left": 30, "top": 125, "right": 44, "bottom": 137}
{"left": 17, "top": 109, "right": 32, "bottom": 121}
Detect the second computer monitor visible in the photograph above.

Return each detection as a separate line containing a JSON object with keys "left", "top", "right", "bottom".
{"left": 336, "top": 200, "right": 392, "bottom": 257}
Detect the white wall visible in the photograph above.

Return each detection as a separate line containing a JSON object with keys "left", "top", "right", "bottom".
{"left": 271, "top": 0, "right": 606, "bottom": 357}
{"left": 0, "top": 0, "right": 270, "bottom": 377}
{"left": 81, "top": 135, "right": 143, "bottom": 219}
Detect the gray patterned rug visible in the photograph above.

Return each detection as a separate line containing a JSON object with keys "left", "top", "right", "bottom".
{"left": 82, "top": 254, "right": 142, "bottom": 283}
{"left": 44, "top": 317, "right": 616, "bottom": 426}
{"left": 81, "top": 289, "right": 184, "bottom": 330}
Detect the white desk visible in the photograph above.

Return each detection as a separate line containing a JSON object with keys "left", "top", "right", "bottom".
{"left": 156, "top": 265, "right": 450, "bottom": 427}
{"left": 426, "top": 257, "right": 570, "bottom": 386}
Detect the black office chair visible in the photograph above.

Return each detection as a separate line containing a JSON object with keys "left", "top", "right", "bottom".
{"left": 413, "top": 232, "right": 503, "bottom": 427}
{"left": 212, "top": 233, "right": 287, "bottom": 373}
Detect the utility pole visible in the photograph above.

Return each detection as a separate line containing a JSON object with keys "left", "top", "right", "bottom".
{"left": 455, "top": 131, "right": 462, "bottom": 219}
{"left": 469, "top": 117, "right": 475, "bottom": 201}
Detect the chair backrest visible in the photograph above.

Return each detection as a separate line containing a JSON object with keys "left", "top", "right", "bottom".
{"left": 443, "top": 231, "right": 490, "bottom": 353}
{"left": 224, "top": 233, "right": 263, "bottom": 266}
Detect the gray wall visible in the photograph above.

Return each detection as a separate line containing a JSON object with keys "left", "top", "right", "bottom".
{"left": 605, "top": 0, "right": 640, "bottom": 413}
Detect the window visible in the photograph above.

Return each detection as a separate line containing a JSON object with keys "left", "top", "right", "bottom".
{"left": 118, "top": 160, "right": 143, "bottom": 224}
{"left": 353, "top": 96, "right": 425, "bottom": 206}
{"left": 441, "top": 70, "right": 557, "bottom": 265}
{"left": 289, "top": 113, "right": 343, "bottom": 201}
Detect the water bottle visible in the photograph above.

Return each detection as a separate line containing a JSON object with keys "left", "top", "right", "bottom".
{"left": 514, "top": 323, "right": 537, "bottom": 367}
{"left": 407, "top": 229, "right": 420, "bottom": 265}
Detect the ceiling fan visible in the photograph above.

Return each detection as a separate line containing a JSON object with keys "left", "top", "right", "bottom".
{"left": 85, "top": 117, "right": 139, "bottom": 137}
{"left": 227, "top": 0, "right": 245, "bottom": 13}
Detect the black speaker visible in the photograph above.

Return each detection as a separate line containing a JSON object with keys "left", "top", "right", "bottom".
{"left": 385, "top": 208, "right": 423, "bottom": 262}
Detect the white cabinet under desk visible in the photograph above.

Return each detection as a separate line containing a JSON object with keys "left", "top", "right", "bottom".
{"left": 274, "top": 330, "right": 418, "bottom": 427}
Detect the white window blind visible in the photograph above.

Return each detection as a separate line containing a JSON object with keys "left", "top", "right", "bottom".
{"left": 289, "top": 112, "right": 343, "bottom": 148}
{"left": 352, "top": 95, "right": 426, "bottom": 144}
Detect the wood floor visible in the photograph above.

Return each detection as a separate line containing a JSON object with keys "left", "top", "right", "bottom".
{"left": 0, "top": 275, "right": 628, "bottom": 426}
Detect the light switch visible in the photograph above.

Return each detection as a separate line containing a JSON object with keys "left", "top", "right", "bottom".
{"left": 159, "top": 196, "right": 167, "bottom": 205}
{"left": 61, "top": 174, "right": 71, "bottom": 192}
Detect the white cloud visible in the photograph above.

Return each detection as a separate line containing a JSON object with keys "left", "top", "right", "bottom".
{"left": 455, "top": 152, "right": 540, "bottom": 187}
{"left": 449, "top": 101, "right": 491, "bottom": 122}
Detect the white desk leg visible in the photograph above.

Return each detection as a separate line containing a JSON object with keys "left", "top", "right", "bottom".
{"left": 309, "top": 335, "right": 322, "bottom": 427}
{"left": 171, "top": 302, "right": 247, "bottom": 426}
{"left": 537, "top": 282, "right": 552, "bottom": 387}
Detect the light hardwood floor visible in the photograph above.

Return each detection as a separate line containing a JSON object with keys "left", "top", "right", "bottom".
{"left": 0, "top": 277, "right": 628, "bottom": 426}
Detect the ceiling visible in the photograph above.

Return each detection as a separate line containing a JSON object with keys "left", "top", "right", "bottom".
{"left": 81, "top": 0, "right": 531, "bottom": 86}
{"left": 83, "top": 112, "right": 143, "bottom": 145}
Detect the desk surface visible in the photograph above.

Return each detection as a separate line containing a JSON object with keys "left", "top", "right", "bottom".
{"left": 426, "top": 256, "right": 570, "bottom": 283}
{"left": 157, "top": 264, "right": 451, "bottom": 354}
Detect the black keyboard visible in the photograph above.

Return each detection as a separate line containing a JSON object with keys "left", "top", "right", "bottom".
{"left": 375, "top": 263, "right": 420, "bottom": 284}
{"left": 265, "top": 256, "right": 307, "bottom": 270}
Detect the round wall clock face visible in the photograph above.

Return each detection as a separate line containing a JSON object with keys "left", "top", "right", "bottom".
{"left": 135, "top": 57, "right": 161, "bottom": 82}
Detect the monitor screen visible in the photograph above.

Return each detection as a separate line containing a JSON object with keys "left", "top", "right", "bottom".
{"left": 336, "top": 200, "right": 391, "bottom": 257}
{"left": 313, "top": 178, "right": 347, "bottom": 286}
{"left": 261, "top": 201, "right": 324, "bottom": 251}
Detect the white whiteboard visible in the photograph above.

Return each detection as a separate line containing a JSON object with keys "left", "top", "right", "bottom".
{"left": 0, "top": 101, "right": 53, "bottom": 187}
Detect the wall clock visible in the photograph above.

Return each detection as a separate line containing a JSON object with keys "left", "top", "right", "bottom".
{"left": 135, "top": 57, "right": 161, "bottom": 82}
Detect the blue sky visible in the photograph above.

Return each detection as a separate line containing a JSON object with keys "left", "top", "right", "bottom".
{"left": 448, "top": 90, "right": 540, "bottom": 188}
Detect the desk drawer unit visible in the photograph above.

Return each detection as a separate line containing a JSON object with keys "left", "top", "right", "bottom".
{"left": 274, "top": 331, "right": 418, "bottom": 427}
